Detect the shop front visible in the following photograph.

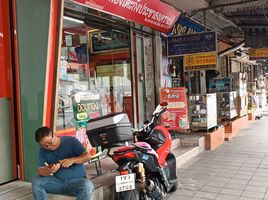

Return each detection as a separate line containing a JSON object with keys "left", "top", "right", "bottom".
{"left": 53, "top": 0, "right": 180, "bottom": 159}
{"left": 11, "top": 0, "right": 180, "bottom": 181}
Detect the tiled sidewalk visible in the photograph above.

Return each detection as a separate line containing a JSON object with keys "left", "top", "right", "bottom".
{"left": 168, "top": 111, "right": 268, "bottom": 200}
{"left": 2, "top": 111, "right": 268, "bottom": 200}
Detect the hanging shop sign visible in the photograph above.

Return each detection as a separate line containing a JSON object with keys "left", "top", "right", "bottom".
{"left": 249, "top": 48, "right": 268, "bottom": 60}
{"left": 72, "top": 0, "right": 180, "bottom": 33}
{"left": 168, "top": 31, "right": 217, "bottom": 56}
{"left": 160, "top": 87, "right": 189, "bottom": 130}
{"left": 183, "top": 52, "right": 218, "bottom": 71}
{"left": 171, "top": 16, "right": 204, "bottom": 36}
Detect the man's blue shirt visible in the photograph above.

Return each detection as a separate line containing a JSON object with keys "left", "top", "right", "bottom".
{"left": 38, "top": 136, "right": 86, "bottom": 181}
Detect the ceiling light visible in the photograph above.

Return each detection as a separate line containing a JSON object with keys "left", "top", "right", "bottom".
{"left": 63, "top": 16, "right": 84, "bottom": 24}
{"left": 64, "top": 31, "right": 75, "bottom": 35}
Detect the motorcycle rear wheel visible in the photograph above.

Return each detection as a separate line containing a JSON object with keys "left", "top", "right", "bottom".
{"left": 117, "top": 189, "right": 140, "bottom": 200}
{"left": 116, "top": 183, "right": 149, "bottom": 200}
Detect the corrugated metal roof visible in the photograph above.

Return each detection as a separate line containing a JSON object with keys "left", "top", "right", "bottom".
{"left": 161, "top": 0, "right": 239, "bottom": 35}
{"left": 161, "top": 0, "right": 208, "bottom": 12}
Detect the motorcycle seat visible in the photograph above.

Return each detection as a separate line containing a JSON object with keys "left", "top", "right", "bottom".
{"left": 133, "top": 142, "right": 159, "bottom": 158}
{"left": 114, "top": 142, "right": 159, "bottom": 158}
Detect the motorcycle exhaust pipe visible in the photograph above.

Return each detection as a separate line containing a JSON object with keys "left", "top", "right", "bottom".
{"left": 145, "top": 179, "right": 164, "bottom": 200}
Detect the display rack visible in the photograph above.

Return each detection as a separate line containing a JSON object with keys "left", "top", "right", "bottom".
{"left": 230, "top": 72, "right": 248, "bottom": 117}
{"left": 188, "top": 93, "right": 217, "bottom": 130}
{"left": 217, "top": 91, "right": 237, "bottom": 121}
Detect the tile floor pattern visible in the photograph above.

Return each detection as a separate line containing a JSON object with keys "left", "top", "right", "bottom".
{"left": 168, "top": 111, "right": 268, "bottom": 200}
{"left": 2, "top": 111, "right": 268, "bottom": 199}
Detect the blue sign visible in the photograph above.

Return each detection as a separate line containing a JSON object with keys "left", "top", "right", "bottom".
{"left": 168, "top": 31, "right": 217, "bottom": 56}
{"left": 172, "top": 16, "right": 204, "bottom": 35}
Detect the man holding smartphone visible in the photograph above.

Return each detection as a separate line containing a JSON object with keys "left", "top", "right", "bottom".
{"left": 32, "top": 126, "right": 94, "bottom": 200}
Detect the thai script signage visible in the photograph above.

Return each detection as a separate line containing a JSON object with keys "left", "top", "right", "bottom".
{"left": 168, "top": 31, "right": 217, "bottom": 56}
{"left": 160, "top": 87, "right": 189, "bottom": 130}
{"left": 249, "top": 48, "right": 268, "bottom": 60}
{"left": 72, "top": 90, "right": 102, "bottom": 128}
{"left": 183, "top": 53, "right": 218, "bottom": 71}
{"left": 171, "top": 16, "right": 204, "bottom": 35}
{"left": 72, "top": 0, "right": 180, "bottom": 33}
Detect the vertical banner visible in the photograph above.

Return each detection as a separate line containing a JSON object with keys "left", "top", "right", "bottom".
{"left": 72, "top": 90, "right": 103, "bottom": 158}
{"left": 160, "top": 87, "right": 189, "bottom": 130}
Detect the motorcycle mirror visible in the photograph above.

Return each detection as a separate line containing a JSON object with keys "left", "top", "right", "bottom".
{"left": 153, "top": 104, "right": 162, "bottom": 115}
{"left": 160, "top": 102, "right": 168, "bottom": 106}
{"left": 143, "top": 120, "right": 149, "bottom": 125}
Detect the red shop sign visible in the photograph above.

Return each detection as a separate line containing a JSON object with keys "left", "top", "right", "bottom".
{"left": 160, "top": 87, "right": 189, "bottom": 130}
{"left": 72, "top": 0, "right": 180, "bottom": 33}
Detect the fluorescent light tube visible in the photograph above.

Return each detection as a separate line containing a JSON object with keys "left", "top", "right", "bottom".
{"left": 63, "top": 16, "right": 84, "bottom": 24}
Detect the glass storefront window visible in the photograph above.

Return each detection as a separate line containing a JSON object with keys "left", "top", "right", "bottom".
{"left": 95, "top": 61, "right": 131, "bottom": 115}
{"left": 161, "top": 36, "right": 184, "bottom": 88}
{"left": 55, "top": 3, "right": 131, "bottom": 157}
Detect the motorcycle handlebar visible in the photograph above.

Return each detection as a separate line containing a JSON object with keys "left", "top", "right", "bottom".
{"left": 132, "top": 103, "right": 168, "bottom": 136}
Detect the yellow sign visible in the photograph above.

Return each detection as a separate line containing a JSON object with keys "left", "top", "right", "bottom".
{"left": 183, "top": 53, "right": 217, "bottom": 71}
{"left": 249, "top": 48, "right": 268, "bottom": 60}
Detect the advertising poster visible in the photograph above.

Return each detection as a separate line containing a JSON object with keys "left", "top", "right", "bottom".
{"left": 208, "top": 77, "right": 232, "bottom": 93}
{"left": 160, "top": 87, "right": 189, "bottom": 130}
{"left": 72, "top": 90, "right": 103, "bottom": 159}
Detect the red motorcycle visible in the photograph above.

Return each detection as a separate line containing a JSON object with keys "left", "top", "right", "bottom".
{"left": 86, "top": 102, "right": 178, "bottom": 200}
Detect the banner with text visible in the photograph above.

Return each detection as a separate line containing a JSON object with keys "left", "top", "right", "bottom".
{"left": 183, "top": 53, "right": 218, "bottom": 71}
{"left": 249, "top": 48, "right": 268, "bottom": 60}
{"left": 171, "top": 16, "right": 204, "bottom": 36}
{"left": 168, "top": 31, "right": 217, "bottom": 56}
{"left": 72, "top": 0, "right": 180, "bottom": 33}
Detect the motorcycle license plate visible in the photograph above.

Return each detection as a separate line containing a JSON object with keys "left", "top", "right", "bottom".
{"left": 115, "top": 173, "right": 135, "bottom": 192}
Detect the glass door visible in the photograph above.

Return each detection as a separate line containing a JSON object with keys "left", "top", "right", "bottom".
{"left": 135, "top": 35, "right": 147, "bottom": 128}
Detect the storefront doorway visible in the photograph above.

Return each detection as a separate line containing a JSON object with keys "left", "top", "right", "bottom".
{"left": 134, "top": 31, "right": 155, "bottom": 127}
{"left": 0, "top": 0, "right": 17, "bottom": 184}
{"left": 135, "top": 34, "right": 147, "bottom": 127}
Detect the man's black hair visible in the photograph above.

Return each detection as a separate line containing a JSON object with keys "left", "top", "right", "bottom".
{"left": 35, "top": 126, "right": 53, "bottom": 143}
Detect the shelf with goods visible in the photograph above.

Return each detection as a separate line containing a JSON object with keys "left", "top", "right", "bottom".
{"left": 217, "top": 91, "right": 238, "bottom": 122}
{"left": 256, "top": 75, "right": 267, "bottom": 110}
{"left": 248, "top": 82, "right": 258, "bottom": 118}
{"left": 188, "top": 93, "right": 217, "bottom": 130}
{"left": 229, "top": 72, "right": 248, "bottom": 117}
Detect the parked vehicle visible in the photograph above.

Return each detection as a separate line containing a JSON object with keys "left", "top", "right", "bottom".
{"left": 86, "top": 102, "right": 178, "bottom": 200}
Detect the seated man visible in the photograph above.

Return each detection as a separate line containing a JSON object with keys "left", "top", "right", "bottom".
{"left": 32, "top": 126, "right": 94, "bottom": 200}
